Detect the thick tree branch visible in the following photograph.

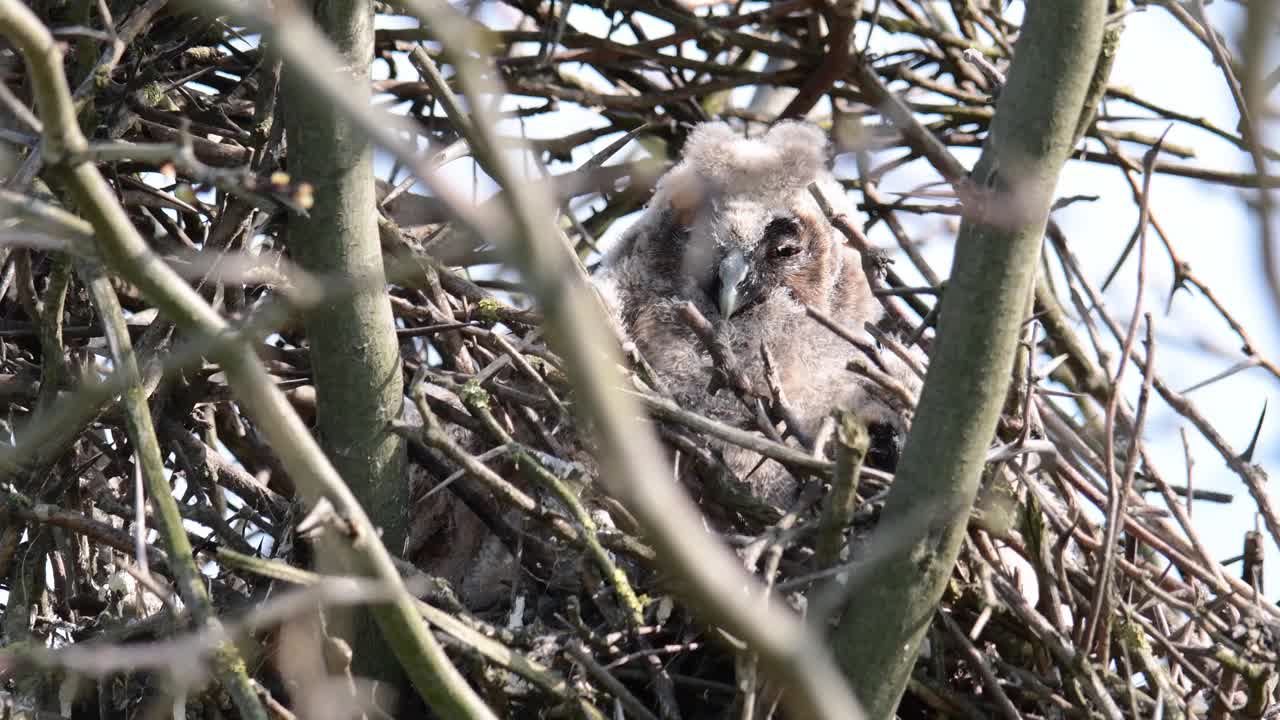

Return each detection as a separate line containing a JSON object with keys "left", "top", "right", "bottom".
{"left": 283, "top": 0, "right": 409, "bottom": 685}
{"left": 831, "top": 2, "right": 1109, "bottom": 717}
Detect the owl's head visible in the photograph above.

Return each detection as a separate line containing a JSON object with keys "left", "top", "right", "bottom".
{"left": 644, "top": 122, "right": 851, "bottom": 321}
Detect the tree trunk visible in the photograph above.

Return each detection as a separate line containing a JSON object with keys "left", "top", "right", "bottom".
{"left": 283, "top": 0, "right": 407, "bottom": 687}
{"left": 832, "top": 3, "right": 1108, "bottom": 717}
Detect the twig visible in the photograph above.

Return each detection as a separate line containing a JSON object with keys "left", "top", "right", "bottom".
{"left": 814, "top": 412, "right": 867, "bottom": 568}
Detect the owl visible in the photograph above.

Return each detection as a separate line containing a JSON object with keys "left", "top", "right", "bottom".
{"left": 594, "top": 122, "right": 919, "bottom": 507}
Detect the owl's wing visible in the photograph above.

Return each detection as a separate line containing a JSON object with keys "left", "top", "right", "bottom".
{"left": 591, "top": 212, "right": 661, "bottom": 335}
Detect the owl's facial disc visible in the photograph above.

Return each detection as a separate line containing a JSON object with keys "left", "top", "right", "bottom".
{"left": 707, "top": 212, "right": 807, "bottom": 319}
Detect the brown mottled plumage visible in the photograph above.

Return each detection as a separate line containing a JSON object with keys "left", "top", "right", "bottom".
{"left": 595, "top": 122, "right": 919, "bottom": 506}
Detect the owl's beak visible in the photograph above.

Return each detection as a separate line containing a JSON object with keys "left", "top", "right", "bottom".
{"left": 717, "top": 250, "right": 751, "bottom": 318}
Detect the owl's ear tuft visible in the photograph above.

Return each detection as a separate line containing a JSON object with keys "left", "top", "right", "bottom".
{"left": 762, "top": 121, "right": 830, "bottom": 181}
{"left": 662, "top": 165, "right": 707, "bottom": 227}
{"left": 676, "top": 122, "right": 744, "bottom": 188}
{"left": 662, "top": 121, "right": 830, "bottom": 202}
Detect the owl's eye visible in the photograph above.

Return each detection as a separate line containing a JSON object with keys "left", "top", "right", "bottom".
{"left": 764, "top": 216, "right": 802, "bottom": 259}
{"left": 770, "top": 243, "right": 802, "bottom": 259}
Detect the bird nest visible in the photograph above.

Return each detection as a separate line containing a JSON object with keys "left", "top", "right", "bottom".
{"left": 358, "top": 230, "right": 1280, "bottom": 719}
